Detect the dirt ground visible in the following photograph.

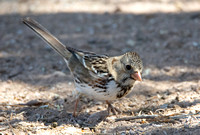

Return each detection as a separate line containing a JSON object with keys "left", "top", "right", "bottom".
{"left": 0, "top": 0, "right": 200, "bottom": 134}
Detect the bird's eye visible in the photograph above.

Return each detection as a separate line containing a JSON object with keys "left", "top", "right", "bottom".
{"left": 126, "top": 65, "right": 132, "bottom": 70}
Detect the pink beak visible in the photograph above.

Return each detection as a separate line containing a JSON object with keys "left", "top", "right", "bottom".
{"left": 131, "top": 72, "right": 142, "bottom": 81}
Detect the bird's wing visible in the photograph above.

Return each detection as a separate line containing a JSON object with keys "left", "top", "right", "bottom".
{"left": 69, "top": 50, "right": 109, "bottom": 76}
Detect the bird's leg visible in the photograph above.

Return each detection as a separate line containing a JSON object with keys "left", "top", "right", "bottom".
{"left": 73, "top": 98, "right": 79, "bottom": 117}
{"left": 106, "top": 101, "right": 121, "bottom": 115}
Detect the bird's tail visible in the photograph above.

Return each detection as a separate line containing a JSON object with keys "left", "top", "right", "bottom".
{"left": 22, "top": 17, "right": 71, "bottom": 60}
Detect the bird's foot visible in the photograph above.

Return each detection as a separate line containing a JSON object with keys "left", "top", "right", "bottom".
{"left": 106, "top": 101, "right": 121, "bottom": 115}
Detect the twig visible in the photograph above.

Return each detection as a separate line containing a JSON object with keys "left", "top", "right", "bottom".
{"left": 115, "top": 114, "right": 200, "bottom": 122}
{"left": 115, "top": 115, "right": 159, "bottom": 122}
{"left": 0, "top": 100, "right": 49, "bottom": 107}
{"left": 8, "top": 112, "right": 15, "bottom": 135}
{"left": 170, "top": 114, "right": 200, "bottom": 119}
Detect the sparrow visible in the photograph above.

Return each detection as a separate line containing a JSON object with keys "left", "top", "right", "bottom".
{"left": 22, "top": 17, "right": 143, "bottom": 116}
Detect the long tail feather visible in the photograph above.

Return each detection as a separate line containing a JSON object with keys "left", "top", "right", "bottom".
{"left": 23, "top": 17, "right": 71, "bottom": 60}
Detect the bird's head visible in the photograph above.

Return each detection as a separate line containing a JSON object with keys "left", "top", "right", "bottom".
{"left": 108, "top": 52, "right": 143, "bottom": 86}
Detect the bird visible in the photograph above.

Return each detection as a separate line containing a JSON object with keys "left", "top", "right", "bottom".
{"left": 22, "top": 17, "right": 143, "bottom": 116}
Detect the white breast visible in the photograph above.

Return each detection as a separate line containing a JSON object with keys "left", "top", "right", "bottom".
{"left": 74, "top": 80, "right": 121, "bottom": 101}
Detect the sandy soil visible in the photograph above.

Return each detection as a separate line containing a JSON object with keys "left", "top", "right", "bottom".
{"left": 0, "top": 0, "right": 200, "bottom": 134}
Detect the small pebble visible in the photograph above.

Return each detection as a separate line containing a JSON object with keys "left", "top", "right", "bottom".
{"left": 120, "top": 131, "right": 126, "bottom": 135}
{"left": 39, "top": 105, "right": 49, "bottom": 108}
{"left": 95, "top": 101, "right": 102, "bottom": 105}
{"left": 74, "top": 123, "right": 80, "bottom": 127}
{"left": 0, "top": 116, "right": 6, "bottom": 122}
{"left": 51, "top": 122, "right": 58, "bottom": 128}
{"left": 10, "top": 39, "right": 16, "bottom": 44}
{"left": 85, "top": 109, "right": 90, "bottom": 113}
{"left": 17, "top": 29, "right": 23, "bottom": 35}
{"left": 143, "top": 68, "right": 151, "bottom": 76}
{"left": 77, "top": 120, "right": 83, "bottom": 125}
{"left": 159, "top": 29, "right": 168, "bottom": 35}
{"left": 163, "top": 66, "right": 171, "bottom": 72}
{"left": 75, "top": 27, "right": 82, "bottom": 32}
{"left": 192, "top": 41, "right": 198, "bottom": 47}
{"left": 160, "top": 104, "right": 168, "bottom": 109}
{"left": 128, "top": 103, "right": 137, "bottom": 107}
{"left": 126, "top": 39, "right": 135, "bottom": 46}
{"left": 97, "top": 107, "right": 102, "bottom": 110}
{"left": 101, "top": 129, "right": 107, "bottom": 133}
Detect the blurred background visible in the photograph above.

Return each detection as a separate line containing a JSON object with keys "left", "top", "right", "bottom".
{"left": 0, "top": 0, "right": 200, "bottom": 134}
